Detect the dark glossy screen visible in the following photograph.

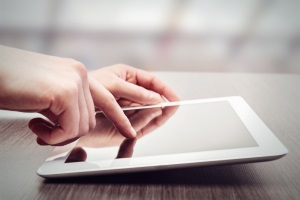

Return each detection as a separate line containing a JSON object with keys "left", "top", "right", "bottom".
{"left": 66, "top": 101, "right": 257, "bottom": 163}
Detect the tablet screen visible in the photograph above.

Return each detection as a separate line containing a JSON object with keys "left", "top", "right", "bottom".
{"left": 65, "top": 101, "right": 258, "bottom": 163}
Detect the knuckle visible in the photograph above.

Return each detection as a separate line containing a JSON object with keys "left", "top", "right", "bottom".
{"left": 72, "top": 61, "right": 87, "bottom": 78}
{"left": 65, "top": 58, "right": 87, "bottom": 79}
{"left": 63, "top": 58, "right": 88, "bottom": 80}
{"left": 80, "top": 124, "right": 89, "bottom": 135}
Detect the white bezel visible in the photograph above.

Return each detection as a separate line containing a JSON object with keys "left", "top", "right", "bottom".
{"left": 37, "top": 96, "right": 288, "bottom": 178}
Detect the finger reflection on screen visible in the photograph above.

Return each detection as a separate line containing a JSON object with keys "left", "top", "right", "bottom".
{"left": 65, "top": 105, "right": 178, "bottom": 163}
{"left": 65, "top": 147, "right": 87, "bottom": 163}
{"left": 116, "top": 138, "right": 137, "bottom": 159}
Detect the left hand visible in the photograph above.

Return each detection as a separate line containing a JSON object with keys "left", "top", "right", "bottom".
{"left": 88, "top": 64, "right": 180, "bottom": 138}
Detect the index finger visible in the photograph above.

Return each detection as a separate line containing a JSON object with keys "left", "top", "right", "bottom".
{"left": 89, "top": 77, "right": 137, "bottom": 138}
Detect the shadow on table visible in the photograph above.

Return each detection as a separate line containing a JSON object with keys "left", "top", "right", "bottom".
{"left": 43, "top": 163, "right": 263, "bottom": 186}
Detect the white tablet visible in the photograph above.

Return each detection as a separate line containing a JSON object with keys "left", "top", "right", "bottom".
{"left": 37, "top": 96, "right": 288, "bottom": 178}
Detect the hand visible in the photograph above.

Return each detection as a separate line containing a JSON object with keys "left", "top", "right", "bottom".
{"left": 88, "top": 64, "right": 180, "bottom": 138}
{"left": 0, "top": 45, "right": 96, "bottom": 145}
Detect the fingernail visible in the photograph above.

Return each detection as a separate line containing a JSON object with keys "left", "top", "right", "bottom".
{"left": 130, "top": 127, "right": 137, "bottom": 138}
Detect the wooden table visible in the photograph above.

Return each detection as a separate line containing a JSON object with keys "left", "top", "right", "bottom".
{"left": 1, "top": 72, "right": 299, "bottom": 200}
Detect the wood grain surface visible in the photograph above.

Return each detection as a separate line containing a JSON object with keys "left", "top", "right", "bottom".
{"left": 0, "top": 73, "right": 299, "bottom": 200}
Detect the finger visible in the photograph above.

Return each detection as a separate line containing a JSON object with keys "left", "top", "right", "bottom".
{"left": 133, "top": 68, "right": 180, "bottom": 101}
{"left": 89, "top": 77, "right": 136, "bottom": 138}
{"left": 30, "top": 98, "right": 80, "bottom": 144}
{"left": 78, "top": 82, "right": 90, "bottom": 136}
{"left": 112, "top": 79, "right": 163, "bottom": 105}
{"left": 83, "top": 78, "right": 96, "bottom": 130}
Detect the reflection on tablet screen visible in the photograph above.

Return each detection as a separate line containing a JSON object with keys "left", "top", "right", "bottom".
{"left": 66, "top": 101, "right": 257, "bottom": 163}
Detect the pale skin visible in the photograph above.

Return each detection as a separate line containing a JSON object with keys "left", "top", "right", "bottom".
{"left": 0, "top": 45, "right": 180, "bottom": 145}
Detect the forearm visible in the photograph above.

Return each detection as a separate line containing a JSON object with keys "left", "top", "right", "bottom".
{"left": 0, "top": 45, "right": 44, "bottom": 111}
{"left": 0, "top": 45, "right": 18, "bottom": 110}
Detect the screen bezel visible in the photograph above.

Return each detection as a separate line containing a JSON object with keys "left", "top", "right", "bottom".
{"left": 37, "top": 96, "right": 288, "bottom": 178}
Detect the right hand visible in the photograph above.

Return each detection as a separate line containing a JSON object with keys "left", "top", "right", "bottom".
{"left": 0, "top": 45, "right": 96, "bottom": 145}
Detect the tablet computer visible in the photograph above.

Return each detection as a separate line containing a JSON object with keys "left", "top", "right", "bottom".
{"left": 37, "top": 96, "right": 288, "bottom": 178}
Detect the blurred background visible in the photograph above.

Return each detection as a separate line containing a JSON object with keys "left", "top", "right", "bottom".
{"left": 0, "top": 0, "right": 299, "bottom": 73}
